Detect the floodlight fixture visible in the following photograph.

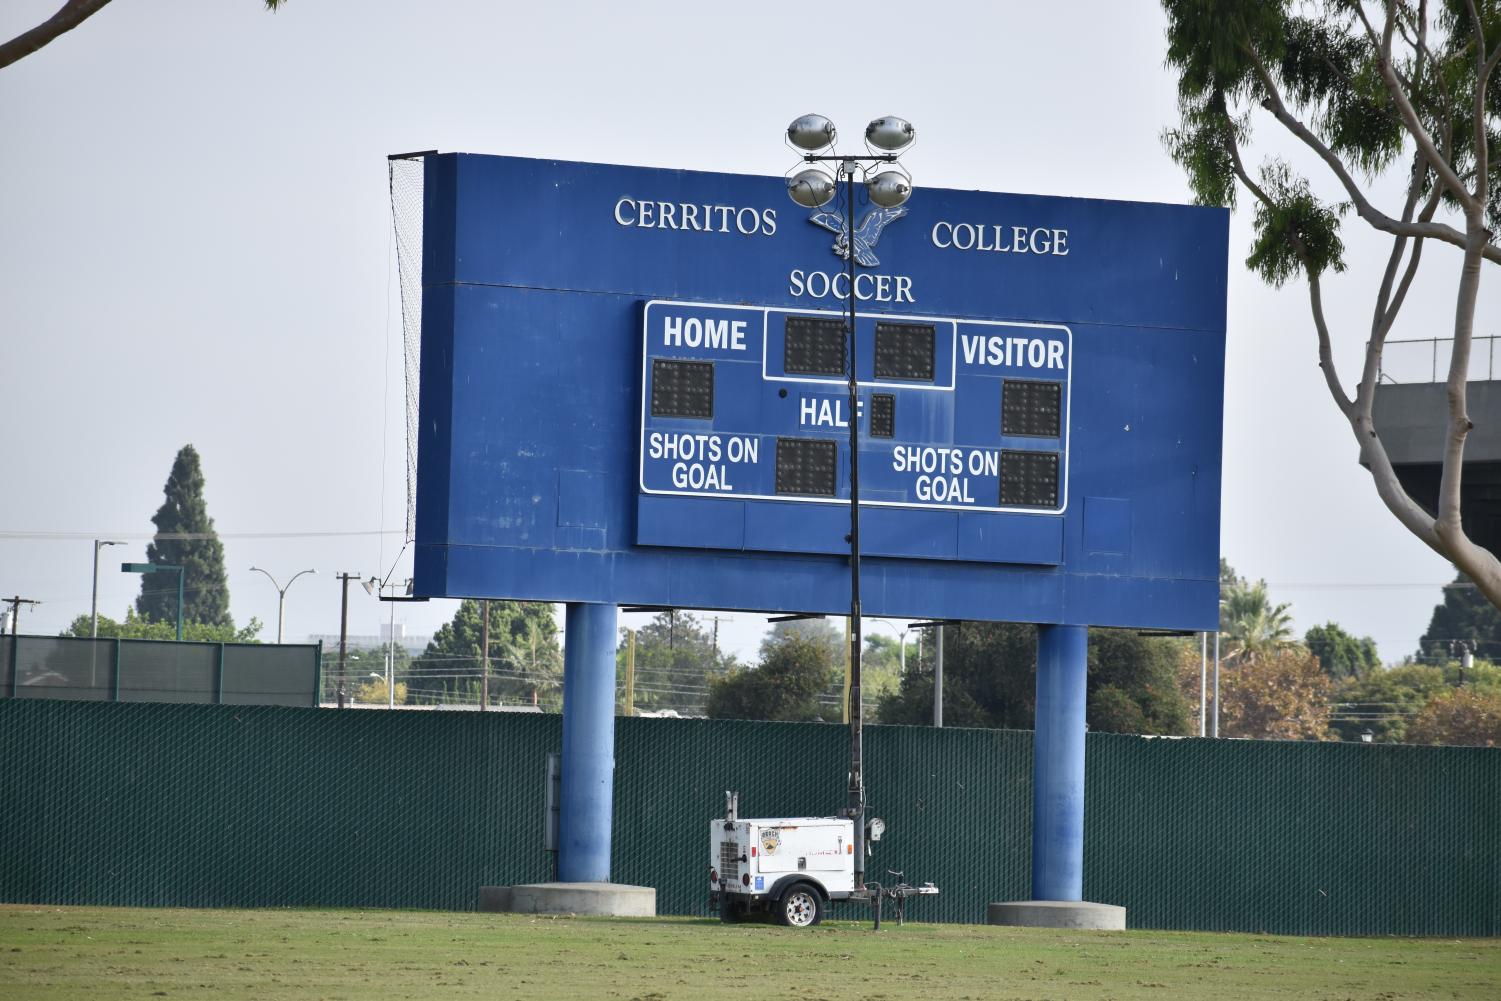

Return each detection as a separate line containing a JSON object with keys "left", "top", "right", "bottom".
{"left": 865, "top": 115, "right": 915, "bottom": 152}
{"left": 787, "top": 168, "right": 837, "bottom": 208}
{"left": 867, "top": 170, "right": 912, "bottom": 208}
{"left": 787, "top": 113, "right": 837, "bottom": 152}
{"left": 779, "top": 114, "right": 916, "bottom": 896}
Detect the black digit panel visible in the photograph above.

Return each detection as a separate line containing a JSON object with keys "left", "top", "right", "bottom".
{"left": 775, "top": 437, "right": 838, "bottom": 496}
{"left": 650, "top": 359, "right": 714, "bottom": 419}
{"left": 784, "top": 316, "right": 846, "bottom": 375}
{"left": 1000, "top": 450, "right": 1060, "bottom": 508}
{"left": 1002, "top": 379, "right": 1062, "bottom": 438}
{"left": 874, "top": 322, "right": 935, "bottom": 381}
{"left": 869, "top": 394, "right": 895, "bottom": 438}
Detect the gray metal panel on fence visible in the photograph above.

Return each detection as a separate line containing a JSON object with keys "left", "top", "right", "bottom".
{"left": 221, "top": 644, "right": 318, "bottom": 707}
{"left": 13, "top": 637, "right": 114, "bottom": 701}
{"left": 0, "top": 637, "right": 11, "bottom": 695}
{"left": 117, "top": 640, "right": 218, "bottom": 703}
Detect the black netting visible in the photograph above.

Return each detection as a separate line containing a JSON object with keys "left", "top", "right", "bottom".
{"left": 389, "top": 155, "right": 425, "bottom": 543}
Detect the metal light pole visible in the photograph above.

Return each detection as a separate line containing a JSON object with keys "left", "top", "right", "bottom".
{"left": 785, "top": 114, "right": 915, "bottom": 894}
{"left": 867, "top": 619, "right": 910, "bottom": 676}
{"left": 934, "top": 625, "right": 944, "bottom": 728}
{"left": 249, "top": 566, "right": 317, "bottom": 644}
{"left": 1199, "top": 632, "right": 1207, "bottom": 737}
{"left": 481, "top": 598, "right": 491, "bottom": 711}
{"left": 91, "top": 540, "right": 124, "bottom": 637}
{"left": 121, "top": 562, "right": 184, "bottom": 640}
{"left": 1212, "top": 632, "right": 1221, "bottom": 738}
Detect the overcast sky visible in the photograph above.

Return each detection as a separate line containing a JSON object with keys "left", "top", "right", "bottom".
{"left": 2, "top": 0, "right": 1493, "bottom": 665}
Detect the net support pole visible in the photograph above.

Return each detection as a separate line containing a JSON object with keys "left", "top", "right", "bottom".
{"left": 559, "top": 601, "right": 618, "bottom": 883}
{"left": 1032, "top": 623, "right": 1088, "bottom": 901}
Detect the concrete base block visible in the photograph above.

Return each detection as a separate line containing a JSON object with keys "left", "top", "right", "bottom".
{"left": 477, "top": 886, "right": 512, "bottom": 912}
{"left": 506, "top": 882, "right": 656, "bottom": 917}
{"left": 987, "top": 900, "right": 1126, "bottom": 930}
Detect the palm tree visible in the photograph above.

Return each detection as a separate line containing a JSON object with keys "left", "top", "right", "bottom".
{"left": 1220, "top": 579, "right": 1294, "bottom": 663}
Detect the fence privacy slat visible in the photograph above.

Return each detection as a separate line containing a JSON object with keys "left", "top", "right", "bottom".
{"left": 0, "top": 700, "right": 1495, "bottom": 935}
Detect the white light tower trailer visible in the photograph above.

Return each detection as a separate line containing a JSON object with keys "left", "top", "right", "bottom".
{"left": 709, "top": 793, "right": 937, "bottom": 927}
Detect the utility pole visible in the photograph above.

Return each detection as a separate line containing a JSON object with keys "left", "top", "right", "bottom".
{"left": 706, "top": 614, "right": 732, "bottom": 668}
{"left": 6, "top": 596, "right": 40, "bottom": 637}
{"left": 335, "top": 572, "right": 360, "bottom": 708}
{"left": 481, "top": 598, "right": 491, "bottom": 711}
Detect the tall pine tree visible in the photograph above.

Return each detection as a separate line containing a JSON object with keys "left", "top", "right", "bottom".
{"left": 136, "top": 444, "right": 232, "bottom": 628}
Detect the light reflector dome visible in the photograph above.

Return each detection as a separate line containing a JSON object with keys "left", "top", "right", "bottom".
{"left": 787, "top": 168, "right": 836, "bottom": 208}
{"left": 867, "top": 171, "right": 911, "bottom": 208}
{"left": 866, "top": 116, "right": 915, "bottom": 152}
{"left": 787, "top": 114, "right": 837, "bottom": 152}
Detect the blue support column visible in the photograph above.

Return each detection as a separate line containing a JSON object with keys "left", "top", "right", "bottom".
{"left": 1033, "top": 623, "right": 1088, "bottom": 901}
{"left": 559, "top": 602, "right": 618, "bottom": 884}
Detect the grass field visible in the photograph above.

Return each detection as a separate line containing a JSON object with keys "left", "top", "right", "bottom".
{"left": 2, "top": 905, "right": 1498, "bottom": 1000}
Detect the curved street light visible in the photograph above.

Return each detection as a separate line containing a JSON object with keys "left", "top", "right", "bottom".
{"left": 866, "top": 619, "right": 911, "bottom": 676}
{"left": 249, "top": 566, "right": 317, "bottom": 644}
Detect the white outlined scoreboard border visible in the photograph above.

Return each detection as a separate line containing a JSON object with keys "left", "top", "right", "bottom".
{"left": 638, "top": 299, "right": 1073, "bottom": 515}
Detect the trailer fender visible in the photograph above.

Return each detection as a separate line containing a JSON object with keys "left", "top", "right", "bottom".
{"left": 768, "top": 874, "right": 826, "bottom": 903}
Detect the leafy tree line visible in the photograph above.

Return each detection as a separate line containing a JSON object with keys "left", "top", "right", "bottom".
{"left": 65, "top": 609, "right": 260, "bottom": 644}
{"left": 367, "top": 571, "right": 1499, "bottom": 746}
{"left": 617, "top": 613, "right": 905, "bottom": 722}
{"left": 406, "top": 599, "right": 562, "bottom": 708}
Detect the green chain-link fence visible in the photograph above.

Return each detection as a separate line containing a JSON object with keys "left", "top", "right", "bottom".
{"left": 0, "top": 698, "right": 1495, "bottom": 934}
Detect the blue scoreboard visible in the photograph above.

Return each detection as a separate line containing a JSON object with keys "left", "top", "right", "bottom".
{"left": 415, "top": 154, "right": 1228, "bottom": 631}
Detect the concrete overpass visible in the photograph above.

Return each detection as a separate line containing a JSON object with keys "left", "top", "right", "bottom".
{"left": 1372, "top": 336, "right": 1501, "bottom": 554}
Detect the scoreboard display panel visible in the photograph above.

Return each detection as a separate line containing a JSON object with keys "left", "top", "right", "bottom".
{"left": 414, "top": 153, "right": 1228, "bottom": 630}
{"left": 638, "top": 303, "right": 1071, "bottom": 565}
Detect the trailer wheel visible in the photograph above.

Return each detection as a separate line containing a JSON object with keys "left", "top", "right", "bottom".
{"left": 776, "top": 883, "right": 823, "bottom": 928}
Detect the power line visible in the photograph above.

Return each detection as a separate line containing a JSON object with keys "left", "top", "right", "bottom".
{"left": 0, "top": 530, "right": 402, "bottom": 541}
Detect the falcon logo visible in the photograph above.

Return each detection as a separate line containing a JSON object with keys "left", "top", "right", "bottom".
{"left": 809, "top": 205, "right": 907, "bottom": 268}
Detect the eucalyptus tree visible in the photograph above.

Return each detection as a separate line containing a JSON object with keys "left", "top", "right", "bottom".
{"left": 0, "top": 1, "right": 288, "bottom": 71}
{"left": 1163, "top": 1, "right": 1501, "bottom": 607}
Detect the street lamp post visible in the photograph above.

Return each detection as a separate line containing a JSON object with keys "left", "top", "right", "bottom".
{"left": 248, "top": 566, "right": 317, "bottom": 644}
{"left": 120, "top": 562, "right": 184, "bottom": 640}
{"left": 91, "top": 539, "right": 125, "bottom": 637}
{"left": 784, "top": 113, "right": 915, "bottom": 894}
{"left": 867, "top": 619, "right": 911, "bottom": 676}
